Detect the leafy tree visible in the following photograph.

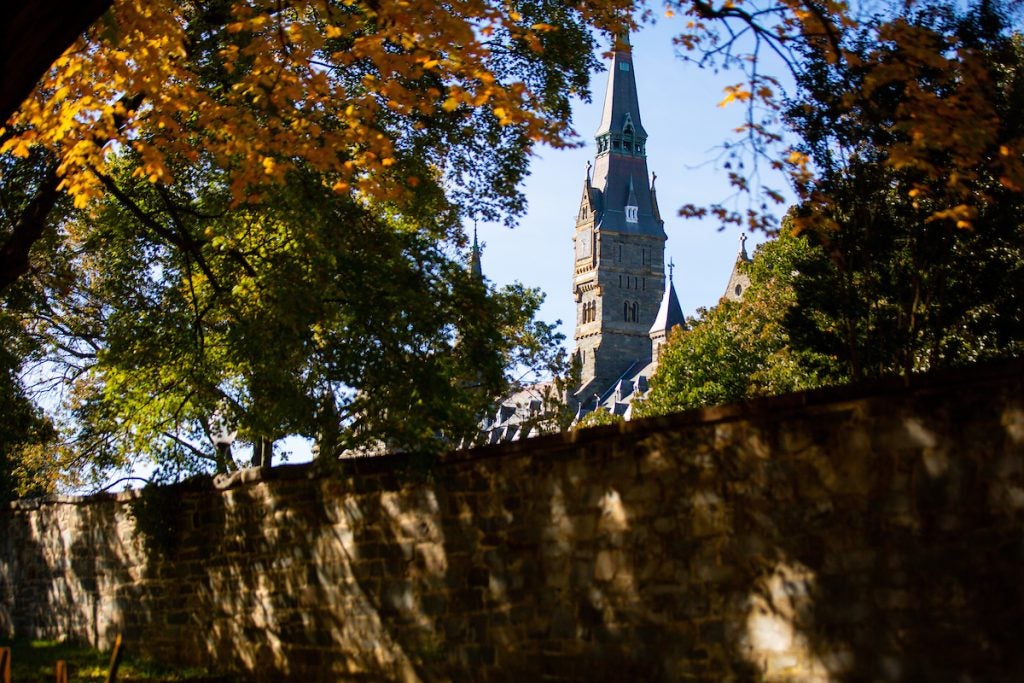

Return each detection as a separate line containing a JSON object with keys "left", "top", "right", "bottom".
{"left": 783, "top": 0, "right": 1024, "bottom": 378}
{"left": 2, "top": 0, "right": 615, "bottom": 487}
{"left": 636, "top": 229, "right": 839, "bottom": 417}
{"left": 15, "top": 151, "right": 566, "bottom": 486}
{"left": 645, "top": 1, "right": 1024, "bottom": 419}
{"left": 1, "top": 0, "right": 633, "bottom": 290}
{"left": 4, "top": 0, "right": 1023, "bottom": 488}
{"left": 0, "top": 305, "right": 57, "bottom": 500}
{"left": 668, "top": 0, "right": 1024, "bottom": 234}
{"left": 575, "top": 406, "right": 625, "bottom": 429}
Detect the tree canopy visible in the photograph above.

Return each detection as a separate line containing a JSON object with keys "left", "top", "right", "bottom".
{"left": 2, "top": 0, "right": 616, "bottom": 489}
{"left": 643, "top": 0, "right": 1024, "bottom": 417}
{"left": 2, "top": 0, "right": 1023, "bottom": 491}
{"left": 635, "top": 227, "right": 838, "bottom": 417}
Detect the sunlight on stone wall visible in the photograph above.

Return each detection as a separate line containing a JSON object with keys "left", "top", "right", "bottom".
{"left": 1, "top": 363, "right": 1022, "bottom": 681}
{"left": 742, "top": 562, "right": 831, "bottom": 682}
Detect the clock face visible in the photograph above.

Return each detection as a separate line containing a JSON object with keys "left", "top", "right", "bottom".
{"left": 576, "top": 229, "right": 592, "bottom": 260}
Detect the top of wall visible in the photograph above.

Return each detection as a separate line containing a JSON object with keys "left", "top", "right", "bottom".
{"left": 7, "top": 358, "right": 1022, "bottom": 510}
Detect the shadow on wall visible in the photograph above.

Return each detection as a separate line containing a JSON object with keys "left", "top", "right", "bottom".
{"left": 0, "top": 362, "right": 1023, "bottom": 681}
{"left": 0, "top": 490, "right": 145, "bottom": 649}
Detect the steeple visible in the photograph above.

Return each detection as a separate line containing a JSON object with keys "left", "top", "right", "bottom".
{"left": 595, "top": 33, "right": 648, "bottom": 146}
{"left": 469, "top": 223, "right": 482, "bottom": 280}
{"left": 723, "top": 233, "right": 752, "bottom": 301}
{"left": 649, "top": 258, "right": 685, "bottom": 363}
{"left": 571, "top": 33, "right": 670, "bottom": 396}
{"left": 590, "top": 34, "right": 664, "bottom": 238}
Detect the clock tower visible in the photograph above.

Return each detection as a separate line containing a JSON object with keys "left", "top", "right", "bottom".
{"left": 573, "top": 34, "right": 667, "bottom": 397}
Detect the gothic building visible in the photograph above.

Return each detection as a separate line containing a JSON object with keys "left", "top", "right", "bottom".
{"left": 480, "top": 35, "right": 710, "bottom": 441}
{"left": 570, "top": 34, "right": 683, "bottom": 417}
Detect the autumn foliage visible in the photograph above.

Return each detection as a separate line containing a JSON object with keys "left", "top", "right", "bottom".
{"left": 2, "top": 0, "right": 633, "bottom": 211}
{"left": 1, "top": 0, "right": 1023, "bottom": 490}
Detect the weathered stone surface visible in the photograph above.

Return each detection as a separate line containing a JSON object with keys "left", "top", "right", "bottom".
{"left": 1, "top": 361, "right": 1023, "bottom": 681}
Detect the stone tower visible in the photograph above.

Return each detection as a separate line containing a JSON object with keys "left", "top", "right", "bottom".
{"left": 573, "top": 35, "right": 667, "bottom": 396}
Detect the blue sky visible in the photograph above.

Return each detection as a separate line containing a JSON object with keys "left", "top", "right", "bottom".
{"left": 474, "top": 18, "right": 792, "bottom": 350}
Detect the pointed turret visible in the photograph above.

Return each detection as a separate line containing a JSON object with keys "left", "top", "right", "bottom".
{"left": 590, "top": 34, "right": 663, "bottom": 238}
{"left": 577, "top": 161, "right": 599, "bottom": 221}
{"left": 650, "top": 259, "right": 685, "bottom": 363}
{"left": 650, "top": 172, "right": 662, "bottom": 223}
{"left": 595, "top": 33, "right": 648, "bottom": 142}
{"left": 723, "top": 233, "right": 752, "bottom": 301}
{"left": 469, "top": 224, "right": 483, "bottom": 280}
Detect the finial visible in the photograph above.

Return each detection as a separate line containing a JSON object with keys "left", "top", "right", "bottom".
{"left": 586, "top": 160, "right": 592, "bottom": 180}
{"left": 651, "top": 171, "right": 657, "bottom": 188}
{"left": 668, "top": 257, "right": 675, "bottom": 282}
{"left": 473, "top": 220, "right": 479, "bottom": 248}
{"left": 739, "top": 232, "right": 748, "bottom": 259}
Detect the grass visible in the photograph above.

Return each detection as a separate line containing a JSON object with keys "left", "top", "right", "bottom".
{"left": 0, "top": 637, "right": 231, "bottom": 682}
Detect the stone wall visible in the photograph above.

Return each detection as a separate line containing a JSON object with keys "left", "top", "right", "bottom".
{"left": 1, "top": 362, "right": 1023, "bottom": 682}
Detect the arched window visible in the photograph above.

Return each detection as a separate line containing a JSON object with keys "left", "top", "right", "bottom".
{"left": 631, "top": 302, "right": 639, "bottom": 322}
{"left": 623, "top": 301, "right": 629, "bottom": 321}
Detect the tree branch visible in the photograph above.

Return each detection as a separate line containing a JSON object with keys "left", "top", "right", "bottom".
{"left": 0, "top": 164, "right": 60, "bottom": 293}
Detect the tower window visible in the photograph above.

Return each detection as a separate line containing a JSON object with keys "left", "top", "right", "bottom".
{"left": 624, "top": 301, "right": 639, "bottom": 323}
{"left": 619, "top": 62, "right": 630, "bottom": 71}
{"left": 626, "top": 206, "right": 638, "bottom": 223}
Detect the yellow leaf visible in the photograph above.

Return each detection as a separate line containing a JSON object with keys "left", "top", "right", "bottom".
{"left": 718, "top": 84, "right": 752, "bottom": 108}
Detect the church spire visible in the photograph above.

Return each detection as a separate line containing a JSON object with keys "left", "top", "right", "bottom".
{"left": 589, "top": 34, "right": 663, "bottom": 238}
{"left": 469, "top": 222, "right": 482, "bottom": 280}
{"left": 595, "top": 33, "right": 648, "bottom": 148}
